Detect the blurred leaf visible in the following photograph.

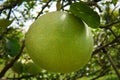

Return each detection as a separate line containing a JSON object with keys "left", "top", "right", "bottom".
{"left": 112, "top": 0, "right": 118, "bottom": 6}
{"left": 5, "top": 38, "right": 20, "bottom": 57}
{"left": 0, "top": 19, "right": 13, "bottom": 29}
{"left": 41, "top": 0, "right": 49, "bottom": 3}
{"left": 0, "top": 19, "right": 13, "bottom": 35}
{"left": 70, "top": 2, "right": 100, "bottom": 28}
{"left": 25, "top": 0, "right": 36, "bottom": 9}
{"left": 12, "top": 61, "right": 24, "bottom": 74}
{"left": 18, "top": 0, "right": 24, "bottom": 6}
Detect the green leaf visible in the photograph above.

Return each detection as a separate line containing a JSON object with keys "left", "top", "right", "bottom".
{"left": 5, "top": 38, "right": 20, "bottom": 57}
{"left": 70, "top": 2, "right": 100, "bottom": 28}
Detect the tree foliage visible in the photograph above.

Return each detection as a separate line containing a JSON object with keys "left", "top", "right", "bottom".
{"left": 0, "top": 0, "right": 120, "bottom": 80}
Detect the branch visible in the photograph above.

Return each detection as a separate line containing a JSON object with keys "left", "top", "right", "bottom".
{"left": 92, "top": 36, "right": 120, "bottom": 56}
{"left": 103, "top": 49, "right": 120, "bottom": 79}
{"left": 35, "top": 0, "right": 52, "bottom": 19}
{"left": 100, "top": 20, "right": 120, "bottom": 28}
{"left": 11, "top": 10, "right": 20, "bottom": 25}
{"left": 91, "top": 67, "right": 110, "bottom": 80}
{"left": 0, "top": 0, "right": 20, "bottom": 12}
{"left": 108, "top": 28, "right": 118, "bottom": 39}
{"left": 6, "top": 8, "right": 12, "bottom": 19}
{"left": 0, "top": 40, "right": 25, "bottom": 78}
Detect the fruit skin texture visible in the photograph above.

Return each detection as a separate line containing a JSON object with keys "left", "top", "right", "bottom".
{"left": 25, "top": 11, "right": 93, "bottom": 73}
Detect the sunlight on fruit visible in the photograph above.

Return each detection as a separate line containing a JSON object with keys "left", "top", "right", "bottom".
{"left": 25, "top": 11, "right": 93, "bottom": 73}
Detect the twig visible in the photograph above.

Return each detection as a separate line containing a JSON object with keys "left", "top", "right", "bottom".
{"left": 6, "top": 8, "right": 12, "bottom": 19}
{"left": 100, "top": 20, "right": 120, "bottom": 28}
{"left": 103, "top": 49, "right": 120, "bottom": 79}
{"left": 61, "top": 0, "right": 65, "bottom": 11}
{"left": 11, "top": 10, "right": 20, "bottom": 25}
{"left": 92, "top": 36, "right": 120, "bottom": 56}
{"left": 60, "top": 2, "right": 70, "bottom": 9}
{"left": 111, "top": 4, "right": 120, "bottom": 16}
{"left": 108, "top": 28, "right": 118, "bottom": 39}
{"left": 0, "top": 40, "right": 25, "bottom": 78}
{"left": 106, "top": 53, "right": 120, "bottom": 79}
{"left": 0, "top": 0, "right": 20, "bottom": 12}
{"left": 91, "top": 67, "right": 109, "bottom": 80}
{"left": 35, "top": 0, "right": 52, "bottom": 19}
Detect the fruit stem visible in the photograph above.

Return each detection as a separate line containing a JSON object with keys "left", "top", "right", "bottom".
{"left": 56, "top": 0, "right": 61, "bottom": 11}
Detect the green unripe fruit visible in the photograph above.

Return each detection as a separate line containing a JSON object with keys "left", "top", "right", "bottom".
{"left": 25, "top": 11, "right": 93, "bottom": 73}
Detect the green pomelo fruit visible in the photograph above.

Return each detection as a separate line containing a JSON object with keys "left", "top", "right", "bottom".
{"left": 25, "top": 11, "right": 93, "bottom": 73}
